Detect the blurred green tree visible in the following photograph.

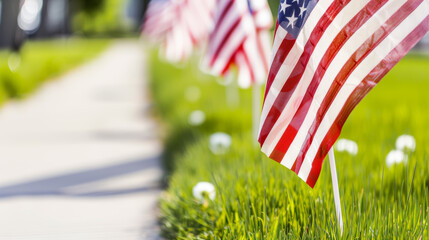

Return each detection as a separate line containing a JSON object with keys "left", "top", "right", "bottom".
{"left": 72, "top": 0, "right": 105, "bottom": 14}
{"left": 71, "top": 0, "right": 132, "bottom": 36}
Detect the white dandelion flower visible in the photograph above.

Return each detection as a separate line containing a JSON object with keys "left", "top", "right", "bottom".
{"left": 188, "top": 110, "right": 206, "bottom": 126}
{"left": 335, "top": 139, "right": 358, "bottom": 156}
{"left": 386, "top": 150, "right": 407, "bottom": 168}
{"left": 395, "top": 134, "right": 416, "bottom": 152}
{"left": 209, "top": 132, "right": 232, "bottom": 155}
{"left": 192, "top": 182, "right": 216, "bottom": 202}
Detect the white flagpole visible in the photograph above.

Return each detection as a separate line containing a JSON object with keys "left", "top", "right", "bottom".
{"left": 252, "top": 84, "right": 261, "bottom": 146}
{"left": 328, "top": 148, "right": 344, "bottom": 235}
{"left": 224, "top": 73, "right": 239, "bottom": 108}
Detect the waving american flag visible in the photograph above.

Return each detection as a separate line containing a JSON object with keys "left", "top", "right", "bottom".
{"left": 259, "top": 0, "right": 429, "bottom": 187}
{"left": 203, "top": 0, "right": 273, "bottom": 88}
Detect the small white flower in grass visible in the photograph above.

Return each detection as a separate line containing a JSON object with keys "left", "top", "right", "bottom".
{"left": 386, "top": 150, "right": 408, "bottom": 168}
{"left": 209, "top": 132, "right": 232, "bottom": 155}
{"left": 184, "top": 86, "right": 201, "bottom": 102}
{"left": 395, "top": 134, "right": 416, "bottom": 152}
{"left": 335, "top": 139, "right": 358, "bottom": 156}
{"left": 188, "top": 110, "right": 205, "bottom": 126}
{"left": 192, "top": 182, "right": 216, "bottom": 202}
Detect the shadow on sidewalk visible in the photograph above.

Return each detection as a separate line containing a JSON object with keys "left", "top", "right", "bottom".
{"left": 0, "top": 155, "right": 162, "bottom": 199}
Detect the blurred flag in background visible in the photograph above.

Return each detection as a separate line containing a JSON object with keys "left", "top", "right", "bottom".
{"left": 203, "top": 0, "right": 273, "bottom": 88}
{"left": 235, "top": 0, "right": 273, "bottom": 88}
{"left": 143, "top": 0, "right": 215, "bottom": 62}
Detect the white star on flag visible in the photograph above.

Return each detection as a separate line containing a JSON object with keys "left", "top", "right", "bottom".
{"left": 280, "top": 0, "right": 290, "bottom": 14}
{"left": 299, "top": 5, "right": 307, "bottom": 17}
{"left": 286, "top": 10, "right": 298, "bottom": 28}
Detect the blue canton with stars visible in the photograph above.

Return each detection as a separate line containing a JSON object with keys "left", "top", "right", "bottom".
{"left": 278, "top": 0, "right": 318, "bottom": 38}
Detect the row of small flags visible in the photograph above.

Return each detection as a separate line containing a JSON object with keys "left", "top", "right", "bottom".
{"left": 143, "top": 0, "right": 273, "bottom": 88}
{"left": 144, "top": 0, "right": 429, "bottom": 232}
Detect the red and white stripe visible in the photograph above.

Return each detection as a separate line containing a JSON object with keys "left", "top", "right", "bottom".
{"left": 184, "top": 0, "right": 216, "bottom": 44}
{"left": 259, "top": 0, "right": 429, "bottom": 187}
{"left": 143, "top": 0, "right": 215, "bottom": 62}
{"left": 203, "top": 0, "right": 273, "bottom": 88}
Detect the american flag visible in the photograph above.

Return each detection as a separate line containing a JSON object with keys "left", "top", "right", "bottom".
{"left": 259, "top": 0, "right": 429, "bottom": 187}
{"left": 203, "top": 0, "right": 273, "bottom": 88}
{"left": 143, "top": 0, "right": 215, "bottom": 62}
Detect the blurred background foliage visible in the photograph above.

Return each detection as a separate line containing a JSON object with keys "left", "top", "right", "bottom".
{"left": 73, "top": 0, "right": 105, "bottom": 13}
{"left": 0, "top": 0, "right": 144, "bottom": 104}
{"left": 72, "top": 0, "right": 279, "bottom": 36}
{"left": 71, "top": 0, "right": 136, "bottom": 36}
{"left": 0, "top": 0, "right": 147, "bottom": 48}
{"left": 0, "top": 39, "right": 110, "bottom": 103}
{"left": 268, "top": 0, "right": 280, "bottom": 16}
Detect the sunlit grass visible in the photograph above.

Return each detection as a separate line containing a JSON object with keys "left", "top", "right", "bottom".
{"left": 149, "top": 49, "right": 429, "bottom": 239}
{"left": 0, "top": 38, "right": 110, "bottom": 102}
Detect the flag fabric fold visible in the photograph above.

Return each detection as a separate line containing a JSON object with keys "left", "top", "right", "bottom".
{"left": 259, "top": 0, "right": 429, "bottom": 187}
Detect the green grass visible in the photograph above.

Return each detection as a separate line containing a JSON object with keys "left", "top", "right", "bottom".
{"left": 0, "top": 38, "right": 110, "bottom": 103}
{"left": 149, "top": 50, "right": 429, "bottom": 239}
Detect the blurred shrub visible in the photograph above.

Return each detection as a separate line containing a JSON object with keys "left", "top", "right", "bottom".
{"left": 72, "top": 0, "right": 132, "bottom": 36}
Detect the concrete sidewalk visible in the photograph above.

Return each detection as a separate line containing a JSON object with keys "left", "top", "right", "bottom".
{"left": 0, "top": 41, "right": 162, "bottom": 239}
